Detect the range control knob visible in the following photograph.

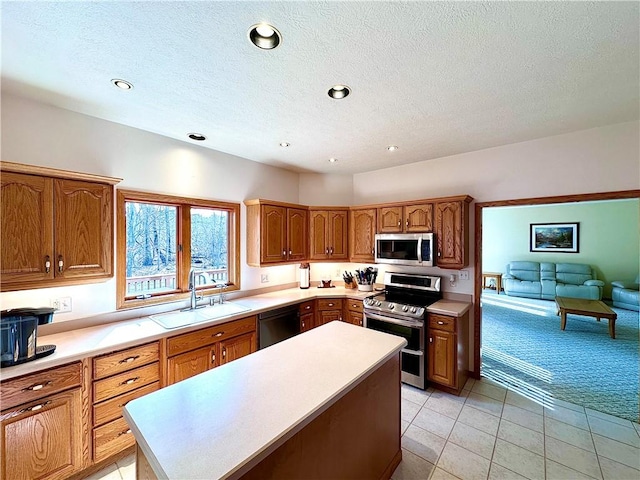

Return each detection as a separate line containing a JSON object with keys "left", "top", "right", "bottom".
{"left": 411, "top": 307, "right": 417, "bottom": 314}
{"left": 365, "top": 298, "right": 373, "bottom": 305}
{"left": 376, "top": 301, "right": 382, "bottom": 307}
{"left": 388, "top": 303, "right": 395, "bottom": 310}
{"left": 402, "top": 305, "right": 409, "bottom": 312}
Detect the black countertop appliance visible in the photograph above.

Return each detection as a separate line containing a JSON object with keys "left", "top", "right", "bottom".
{"left": 1, "top": 307, "right": 56, "bottom": 367}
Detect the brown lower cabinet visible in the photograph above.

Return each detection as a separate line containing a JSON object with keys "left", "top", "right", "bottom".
{"left": 166, "top": 315, "right": 257, "bottom": 385}
{"left": 316, "top": 298, "right": 343, "bottom": 325}
{"left": 0, "top": 362, "right": 84, "bottom": 480}
{"left": 299, "top": 300, "right": 316, "bottom": 332}
{"left": 345, "top": 299, "right": 364, "bottom": 326}
{"left": 427, "top": 311, "right": 469, "bottom": 395}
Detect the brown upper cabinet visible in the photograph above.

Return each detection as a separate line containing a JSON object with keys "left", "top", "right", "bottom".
{"left": 309, "top": 209, "right": 348, "bottom": 261}
{"left": 434, "top": 198, "right": 472, "bottom": 269}
{"left": 245, "top": 199, "right": 308, "bottom": 266}
{"left": 0, "top": 162, "right": 121, "bottom": 291}
{"left": 349, "top": 208, "right": 376, "bottom": 263}
{"left": 377, "top": 203, "right": 433, "bottom": 233}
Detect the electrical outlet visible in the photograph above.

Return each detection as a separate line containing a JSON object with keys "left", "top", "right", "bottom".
{"left": 459, "top": 270, "right": 469, "bottom": 280}
{"left": 52, "top": 296, "right": 72, "bottom": 312}
{"left": 335, "top": 269, "right": 342, "bottom": 278}
{"left": 260, "top": 274, "right": 269, "bottom": 283}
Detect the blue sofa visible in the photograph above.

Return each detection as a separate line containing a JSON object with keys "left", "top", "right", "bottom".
{"left": 611, "top": 275, "right": 639, "bottom": 311}
{"left": 502, "top": 261, "right": 604, "bottom": 300}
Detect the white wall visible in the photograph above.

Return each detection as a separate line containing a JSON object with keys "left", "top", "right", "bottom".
{"left": 0, "top": 94, "right": 301, "bottom": 320}
{"left": 298, "top": 173, "right": 353, "bottom": 206}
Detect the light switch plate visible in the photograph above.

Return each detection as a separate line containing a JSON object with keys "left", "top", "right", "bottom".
{"left": 261, "top": 274, "right": 269, "bottom": 283}
{"left": 459, "top": 270, "right": 469, "bottom": 280}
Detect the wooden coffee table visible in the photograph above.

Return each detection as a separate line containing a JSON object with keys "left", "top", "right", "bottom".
{"left": 555, "top": 297, "right": 618, "bottom": 339}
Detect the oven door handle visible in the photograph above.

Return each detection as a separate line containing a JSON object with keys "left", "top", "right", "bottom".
{"left": 401, "top": 348, "right": 423, "bottom": 356}
{"left": 364, "top": 311, "right": 423, "bottom": 329}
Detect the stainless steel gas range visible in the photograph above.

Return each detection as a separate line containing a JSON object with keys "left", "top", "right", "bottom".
{"left": 363, "top": 272, "right": 442, "bottom": 389}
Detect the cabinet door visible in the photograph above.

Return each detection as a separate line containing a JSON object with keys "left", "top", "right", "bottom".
{"left": 434, "top": 201, "right": 465, "bottom": 268}
{"left": 318, "top": 310, "right": 342, "bottom": 325}
{"left": 1, "top": 173, "right": 54, "bottom": 285}
{"left": 287, "top": 208, "right": 308, "bottom": 261}
{"left": 300, "top": 312, "right": 315, "bottom": 332}
{"left": 349, "top": 209, "right": 376, "bottom": 262}
{"left": 346, "top": 310, "right": 363, "bottom": 327}
{"left": 309, "top": 210, "right": 329, "bottom": 260}
{"left": 220, "top": 332, "right": 256, "bottom": 364}
{"left": 328, "top": 211, "right": 348, "bottom": 259}
{"left": 54, "top": 179, "right": 112, "bottom": 279}
{"left": 377, "top": 206, "right": 403, "bottom": 233}
{"left": 404, "top": 203, "right": 433, "bottom": 232}
{"left": 427, "top": 329, "right": 455, "bottom": 387}
{"left": 166, "top": 345, "right": 217, "bottom": 385}
{"left": 261, "top": 205, "right": 287, "bottom": 263}
{"left": 1, "top": 388, "right": 83, "bottom": 480}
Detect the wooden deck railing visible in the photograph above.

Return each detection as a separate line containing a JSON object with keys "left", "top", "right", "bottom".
{"left": 126, "top": 268, "right": 228, "bottom": 294}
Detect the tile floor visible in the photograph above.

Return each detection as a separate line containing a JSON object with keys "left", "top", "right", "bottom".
{"left": 88, "top": 378, "right": 640, "bottom": 480}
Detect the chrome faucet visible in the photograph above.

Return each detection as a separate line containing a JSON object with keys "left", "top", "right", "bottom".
{"left": 188, "top": 268, "right": 206, "bottom": 310}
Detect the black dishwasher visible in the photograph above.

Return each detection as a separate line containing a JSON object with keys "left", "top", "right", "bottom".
{"left": 258, "top": 305, "right": 301, "bottom": 349}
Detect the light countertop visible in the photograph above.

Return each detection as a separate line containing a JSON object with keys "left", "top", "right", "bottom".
{"left": 0, "top": 286, "right": 469, "bottom": 381}
{"left": 123, "top": 321, "right": 407, "bottom": 480}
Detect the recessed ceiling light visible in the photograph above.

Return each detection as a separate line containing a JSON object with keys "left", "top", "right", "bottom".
{"left": 387, "top": 145, "right": 399, "bottom": 152}
{"left": 279, "top": 141, "right": 290, "bottom": 147}
{"left": 188, "top": 133, "right": 206, "bottom": 141}
{"left": 249, "top": 23, "right": 281, "bottom": 50}
{"left": 111, "top": 79, "right": 133, "bottom": 90}
{"left": 328, "top": 85, "right": 350, "bottom": 99}
{"left": 329, "top": 157, "right": 338, "bottom": 163}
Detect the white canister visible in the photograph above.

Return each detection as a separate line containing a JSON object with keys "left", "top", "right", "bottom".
{"left": 299, "top": 263, "right": 310, "bottom": 289}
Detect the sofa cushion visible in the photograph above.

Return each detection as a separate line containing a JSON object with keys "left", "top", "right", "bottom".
{"left": 555, "top": 263, "right": 594, "bottom": 286}
{"left": 507, "top": 261, "right": 541, "bottom": 282}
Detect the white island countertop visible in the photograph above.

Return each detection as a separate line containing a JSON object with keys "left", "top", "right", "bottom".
{"left": 123, "top": 321, "right": 407, "bottom": 480}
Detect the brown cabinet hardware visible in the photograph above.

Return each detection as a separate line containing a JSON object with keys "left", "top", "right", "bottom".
{"left": 57, "top": 255, "right": 64, "bottom": 272}
{"left": 118, "top": 355, "right": 140, "bottom": 364}
{"left": 121, "top": 377, "right": 139, "bottom": 386}
{"left": 23, "top": 381, "right": 51, "bottom": 392}
{"left": 45, "top": 255, "right": 51, "bottom": 273}
{"left": 213, "top": 331, "right": 224, "bottom": 337}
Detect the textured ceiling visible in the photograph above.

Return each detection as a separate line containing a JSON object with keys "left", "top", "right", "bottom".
{"left": 2, "top": 1, "right": 638, "bottom": 174}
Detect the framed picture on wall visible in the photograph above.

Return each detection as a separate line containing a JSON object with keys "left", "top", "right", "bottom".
{"left": 530, "top": 223, "right": 579, "bottom": 253}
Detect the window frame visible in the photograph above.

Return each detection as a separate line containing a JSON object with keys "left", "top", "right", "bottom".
{"left": 116, "top": 189, "right": 240, "bottom": 310}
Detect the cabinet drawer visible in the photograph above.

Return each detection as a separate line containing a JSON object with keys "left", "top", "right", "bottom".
{"left": 93, "top": 416, "right": 135, "bottom": 463}
{"left": 93, "top": 381, "right": 159, "bottom": 427}
{"left": 298, "top": 300, "right": 314, "bottom": 314}
{"left": 93, "top": 362, "right": 159, "bottom": 403}
{"left": 317, "top": 298, "right": 343, "bottom": 310}
{"left": 93, "top": 342, "right": 159, "bottom": 380}
{"left": 0, "top": 362, "right": 81, "bottom": 411}
{"left": 346, "top": 300, "right": 363, "bottom": 313}
{"left": 428, "top": 314, "right": 456, "bottom": 332}
{"left": 166, "top": 316, "right": 256, "bottom": 357}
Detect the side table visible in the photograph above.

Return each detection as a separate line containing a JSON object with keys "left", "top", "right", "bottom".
{"left": 482, "top": 272, "right": 502, "bottom": 294}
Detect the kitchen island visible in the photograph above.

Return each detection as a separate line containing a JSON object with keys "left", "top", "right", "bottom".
{"left": 123, "top": 321, "right": 407, "bottom": 480}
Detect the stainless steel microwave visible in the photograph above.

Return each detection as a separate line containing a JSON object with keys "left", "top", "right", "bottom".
{"left": 374, "top": 233, "right": 435, "bottom": 267}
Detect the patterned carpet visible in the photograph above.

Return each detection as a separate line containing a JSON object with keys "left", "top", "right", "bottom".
{"left": 481, "top": 292, "right": 639, "bottom": 422}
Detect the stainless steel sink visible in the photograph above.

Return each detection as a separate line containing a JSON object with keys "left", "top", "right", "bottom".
{"left": 150, "top": 302, "right": 252, "bottom": 329}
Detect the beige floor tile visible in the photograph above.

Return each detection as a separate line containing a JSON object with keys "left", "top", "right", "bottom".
{"left": 402, "top": 384, "right": 432, "bottom": 407}
{"left": 465, "top": 391, "right": 504, "bottom": 417}
{"left": 448, "top": 421, "right": 496, "bottom": 459}
{"left": 545, "top": 459, "right": 599, "bottom": 480}
{"left": 634, "top": 422, "right": 640, "bottom": 436}
{"left": 83, "top": 463, "right": 123, "bottom": 480}
{"left": 457, "top": 405, "right": 500, "bottom": 436}
{"left": 391, "top": 448, "right": 436, "bottom": 480}
{"left": 544, "top": 404, "right": 589, "bottom": 431}
{"left": 497, "top": 419, "right": 544, "bottom": 456}
{"left": 437, "top": 442, "right": 491, "bottom": 480}
{"left": 545, "top": 436, "right": 602, "bottom": 479}
{"left": 501, "top": 404, "right": 543, "bottom": 433}
{"left": 425, "top": 391, "right": 466, "bottom": 419}
{"left": 403, "top": 397, "right": 423, "bottom": 422}
{"left": 587, "top": 416, "right": 640, "bottom": 448}
{"left": 488, "top": 463, "right": 530, "bottom": 480}
{"left": 598, "top": 456, "right": 640, "bottom": 480}
{"left": 492, "top": 438, "right": 544, "bottom": 480}
{"left": 592, "top": 433, "right": 640, "bottom": 470}
{"left": 471, "top": 381, "right": 507, "bottom": 402}
{"left": 505, "top": 390, "right": 544, "bottom": 416}
{"left": 586, "top": 408, "right": 636, "bottom": 428}
{"left": 544, "top": 416, "right": 596, "bottom": 453}
{"left": 463, "top": 377, "right": 477, "bottom": 390}
{"left": 413, "top": 406, "right": 457, "bottom": 439}
{"left": 430, "top": 466, "right": 462, "bottom": 480}
{"left": 402, "top": 420, "right": 411, "bottom": 435}
{"left": 402, "top": 425, "right": 447, "bottom": 465}
{"left": 545, "top": 396, "right": 586, "bottom": 413}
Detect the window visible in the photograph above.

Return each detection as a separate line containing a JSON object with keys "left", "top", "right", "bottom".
{"left": 116, "top": 190, "right": 240, "bottom": 309}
